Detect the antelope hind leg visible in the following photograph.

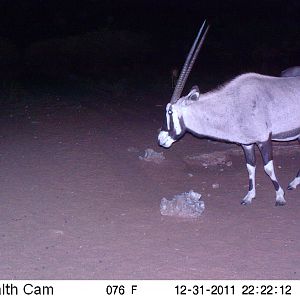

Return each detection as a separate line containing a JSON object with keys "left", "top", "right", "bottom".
{"left": 287, "top": 138, "right": 300, "bottom": 190}
{"left": 257, "top": 139, "right": 286, "bottom": 206}
{"left": 287, "top": 170, "right": 300, "bottom": 190}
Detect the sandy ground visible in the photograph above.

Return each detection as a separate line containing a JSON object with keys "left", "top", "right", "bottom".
{"left": 0, "top": 90, "right": 299, "bottom": 280}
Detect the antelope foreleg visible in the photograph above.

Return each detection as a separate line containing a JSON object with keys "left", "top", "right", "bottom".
{"left": 241, "top": 144, "right": 256, "bottom": 205}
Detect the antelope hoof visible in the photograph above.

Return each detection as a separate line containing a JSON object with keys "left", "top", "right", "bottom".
{"left": 275, "top": 199, "right": 286, "bottom": 206}
{"left": 275, "top": 189, "right": 286, "bottom": 206}
{"left": 241, "top": 191, "right": 255, "bottom": 205}
{"left": 287, "top": 177, "right": 300, "bottom": 190}
{"left": 241, "top": 197, "right": 253, "bottom": 206}
{"left": 241, "top": 200, "right": 251, "bottom": 205}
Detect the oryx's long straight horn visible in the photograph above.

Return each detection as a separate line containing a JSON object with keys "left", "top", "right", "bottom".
{"left": 170, "top": 20, "right": 210, "bottom": 104}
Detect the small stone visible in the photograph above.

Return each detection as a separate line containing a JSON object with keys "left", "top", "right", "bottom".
{"left": 160, "top": 190, "right": 204, "bottom": 218}
{"left": 212, "top": 183, "right": 220, "bottom": 189}
{"left": 127, "top": 146, "right": 139, "bottom": 153}
{"left": 226, "top": 161, "right": 233, "bottom": 167}
{"left": 139, "top": 148, "right": 165, "bottom": 164}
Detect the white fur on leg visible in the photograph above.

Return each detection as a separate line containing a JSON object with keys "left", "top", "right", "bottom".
{"left": 264, "top": 160, "right": 276, "bottom": 180}
{"left": 275, "top": 187, "right": 286, "bottom": 206}
{"left": 264, "top": 160, "right": 286, "bottom": 205}
{"left": 241, "top": 164, "right": 256, "bottom": 205}
{"left": 242, "top": 189, "right": 256, "bottom": 205}
{"left": 288, "top": 177, "right": 300, "bottom": 190}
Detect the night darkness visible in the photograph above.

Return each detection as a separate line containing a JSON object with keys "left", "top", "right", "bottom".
{"left": 0, "top": 0, "right": 300, "bottom": 90}
{"left": 1, "top": 1, "right": 300, "bottom": 281}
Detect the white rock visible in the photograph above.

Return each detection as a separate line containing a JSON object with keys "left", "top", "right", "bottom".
{"left": 212, "top": 183, "right": 220, "bottom": 189}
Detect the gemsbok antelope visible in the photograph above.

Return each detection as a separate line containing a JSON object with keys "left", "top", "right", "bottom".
{"left": 281, "top": 66, "right": 300, "bottom": 77}
{"left": 158, "top": 20, "right": 300, "bottom": 206}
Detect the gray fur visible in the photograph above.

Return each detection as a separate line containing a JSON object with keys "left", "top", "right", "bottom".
{"left": 158, "top": 73, "right": 300, "bottom": 205}
{"left": 281, "top": 66, "right": 300, "bottom": 77}
{"left": 158, "top": 22, "right": 300, "bottom": 205}
{"left": 178, "top": 73, "right": 300, "bottom": 144}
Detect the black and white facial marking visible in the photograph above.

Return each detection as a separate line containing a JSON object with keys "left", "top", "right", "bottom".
{"left": 158, "top": 103, "right": 185, "bottom": 148}
{"left": 158, "top": 86, "right": 200, "bottom": 148}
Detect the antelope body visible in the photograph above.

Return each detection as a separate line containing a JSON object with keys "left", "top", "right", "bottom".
{"left": 281, "top": 66, "right": 300, "bottom": 77}
{"left": 158, "top": 21, "right": 300, "bottom": 206}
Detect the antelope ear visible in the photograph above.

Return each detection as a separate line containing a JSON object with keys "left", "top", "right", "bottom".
{"left": 188, "top": 85, "right": 200, "bottom": 101}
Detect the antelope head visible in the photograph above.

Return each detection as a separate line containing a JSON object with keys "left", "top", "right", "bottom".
{"left": 158, "top": 20, "right": 210, "bottom": 148}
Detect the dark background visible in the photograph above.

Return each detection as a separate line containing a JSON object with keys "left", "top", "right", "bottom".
{"left": 0, "top": 0, "right": 299, "bottom": 97}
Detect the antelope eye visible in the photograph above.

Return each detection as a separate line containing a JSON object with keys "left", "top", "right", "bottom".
{"left": 168, "top": 109, "right": 173, "bottom": 115}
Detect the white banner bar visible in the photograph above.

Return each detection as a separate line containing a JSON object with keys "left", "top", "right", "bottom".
{"left": 0, "top": 280, "right": 299, "bottom": 299}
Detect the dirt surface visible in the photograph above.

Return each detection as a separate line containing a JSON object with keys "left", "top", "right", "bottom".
{"left": 0, "top": 91, "right": 299, "bottom": 280}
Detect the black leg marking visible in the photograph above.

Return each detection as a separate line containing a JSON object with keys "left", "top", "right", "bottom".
{"left": 248, "top": 178, "right": 253, "bottom": 191}
{"left": 257, "top": 138, "right": 273, "bottom": 164}
{"left": 242, "top": 144, "right": 256, "bottom": 166}
{"left": 257, "top": 138, "right": 286, "bottom": 206}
